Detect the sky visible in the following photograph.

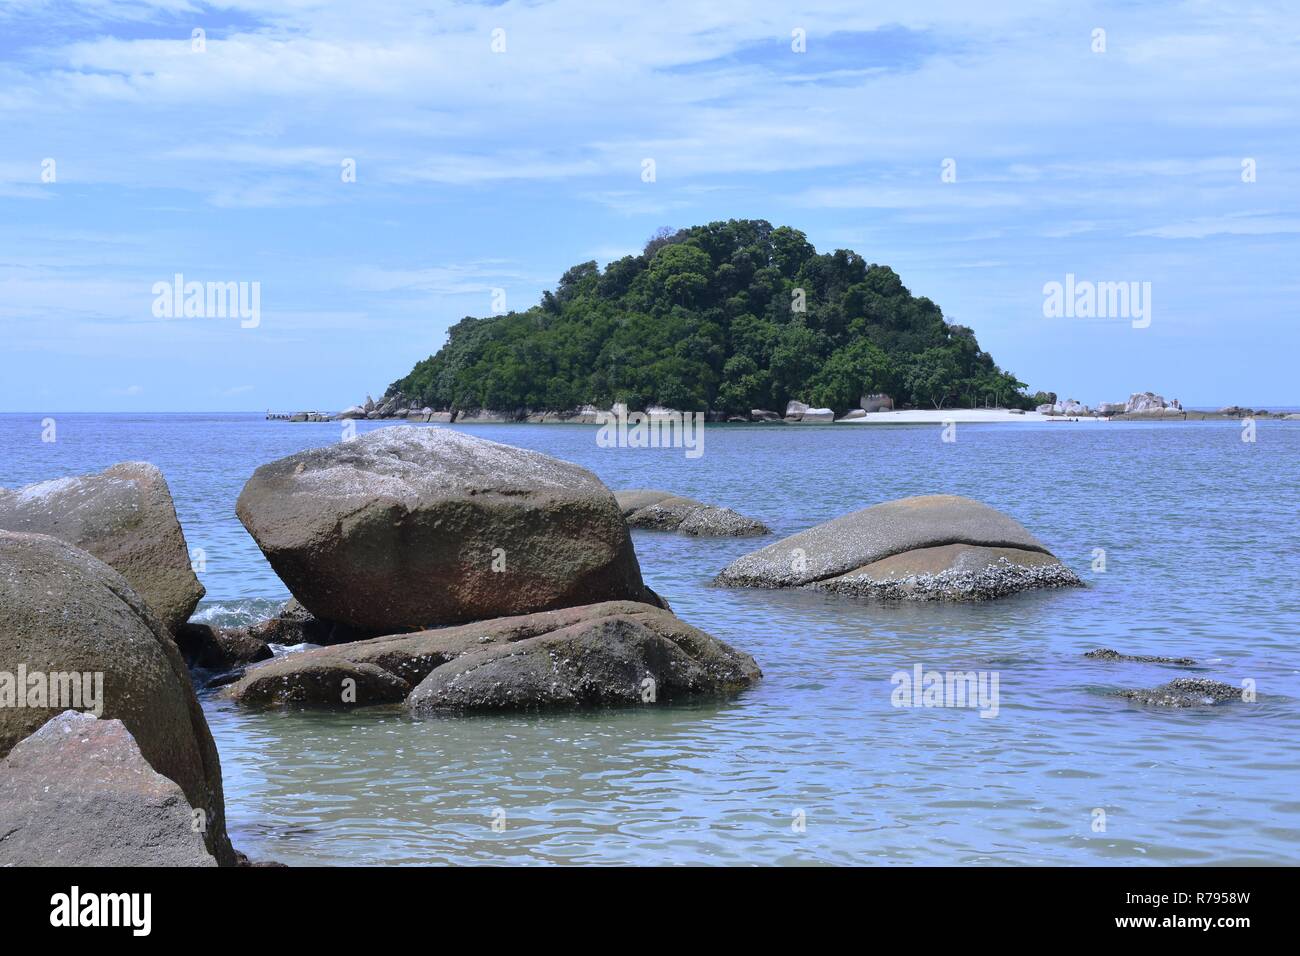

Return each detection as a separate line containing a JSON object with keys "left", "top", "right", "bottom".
{"left": 1, "top": 0, "right": 1297, "bottom": 412}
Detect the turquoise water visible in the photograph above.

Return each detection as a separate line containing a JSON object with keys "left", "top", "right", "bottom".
{"left": 2, "top": 413, "right": 1298, "bottom": 865}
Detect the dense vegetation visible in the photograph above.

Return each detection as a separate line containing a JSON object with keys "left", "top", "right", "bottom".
{"left": 387, "top": 220, "right": 1032, "bottom": 415}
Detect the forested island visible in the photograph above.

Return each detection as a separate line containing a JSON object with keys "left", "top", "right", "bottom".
{"left": 384, "top": 219, "right": 1039, "bottom": 418}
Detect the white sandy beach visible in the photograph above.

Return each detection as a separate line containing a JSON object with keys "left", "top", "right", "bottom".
{"left": 835, "top": 409, "right": 1107, "bottom": 424}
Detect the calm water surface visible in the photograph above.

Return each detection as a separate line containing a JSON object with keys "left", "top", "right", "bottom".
{"left": 2, "top": 413, "right": 1298, "bottom": 865}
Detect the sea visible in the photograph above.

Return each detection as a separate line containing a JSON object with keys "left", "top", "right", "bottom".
{"left": 2, "top": 412, "right": 1297, "bottom": 865}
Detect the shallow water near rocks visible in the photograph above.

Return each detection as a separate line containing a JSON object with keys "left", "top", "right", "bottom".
{"left": 3, "top": 413, "right": 1298, "bottom": 865}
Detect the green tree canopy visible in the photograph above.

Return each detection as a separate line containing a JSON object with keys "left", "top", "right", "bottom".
{"left": 387, "top": 220, "right": 1034, "bottom": 415}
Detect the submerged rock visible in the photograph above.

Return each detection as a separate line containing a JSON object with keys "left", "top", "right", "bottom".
{"left": 1113, "top": 678, "right": 1244, "bottom": 707}
{"left": 0, "top": 531, "right": 235, "bottom": 864}
{"left": 0, "top": 712, "right": 216, "bottom": 867}
{"left": 0, "top": 462, "right": 204, "bottom": 631}
{"left": 615, "top": 489, "right": 771, "bottom": 537}
{"left": 1085, "top": 648, "right": 1197, "bottom": 666}
{"left": 224, "top": 601, "right": 759, "bottom": 713}
{"left": 714, "top": 494, "right": 1081, "bottom": 601}
{"left": 236, "top": 426, "right": 653, "bottom": 632}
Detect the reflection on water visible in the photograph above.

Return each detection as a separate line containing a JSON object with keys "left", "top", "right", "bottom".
{"left": 3, "top": 414, "right": 1298, "bottom": 864}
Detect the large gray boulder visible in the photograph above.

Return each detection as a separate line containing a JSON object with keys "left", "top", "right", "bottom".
{"left": 0, "top": 712, "right": 216, "bottom": 866}
{"left": 236, "top": 426, "right": 652, "bottom": 632}
{"left": 0, "top": 462, "right": 204, "bottom": 631}
{"left": 715, "top": 494, "right": 1081, "bottom": 601}
{"left": 0, "top": 531, "right": 235, "bottom": 864}
{"left": 224, "top": 601, "right": 760, "bottom": 712}
{"left": 615, "top": 489, "right": 770, "bottom": 537}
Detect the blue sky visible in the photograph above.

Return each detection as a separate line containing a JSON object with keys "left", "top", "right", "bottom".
{"left": 1, "top": 0, "right": 1297, "bottom": 411}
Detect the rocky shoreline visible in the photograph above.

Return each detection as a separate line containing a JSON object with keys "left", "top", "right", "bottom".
{"left": 273, "top": 389, "right": 1299, "bottom": 425}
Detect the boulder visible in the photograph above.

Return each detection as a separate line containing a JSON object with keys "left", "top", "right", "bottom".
{"left": 750, "top": 409, "right": 781, "bottom": 421}
{"left": 339, "top": 405, "right": 366, "bottom": 420}
{"left": 0, "top": 462, "right": 204, "bottom": 632}
{"left": 615, "top": 489, "right": 770, "bottom": 537}
{"left": 409, "top": 607, "right": 760, "bottom": 714}
{"left": 1097, "top": 401, "right": 1126, "bottom": 416}
{"left": 784, "top": 400, "right": 809, "bottom": 421}
{"left": 0, "top": 712, "right": 216, "bottom": 867}
{"left": 0, "top": 531, "right": 234, "bottom": 864}
{"left": 798, "top": 407, "right": 835, "bottom": 423}
{"left": 236, "top": 426, "right": 652, "bottom": 632}
{"left": 679, "top": 507, "right": 770, "bottom": 537}
{"left": 615, "top": 489, "right": 675, "bottom": 515}
{"left": 714, "top": 494, "right": 1081, "bottom": 601}
{"left": 1036, "top": 403, "right": 1056, "bottom": 415}
{"left": 174, "top": 622, "right": 273, "bottom": 671}
{"left": 1113, "top": 678, "right": 1244, "bottom": 707}
{"left": 223, "top": 601, "right": 760, "bottom": 713}
{"left": 837, "top": 409, "right": 868, "bottom": 421}
{"left": 860, "top": 393, "right": 894, "bottom": 413}
{"left": 1124, "top": 392, "right": 1181, "bottom": 414}
{"left": 1084, "top": 648, "right": 1197, "bottom": 666}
